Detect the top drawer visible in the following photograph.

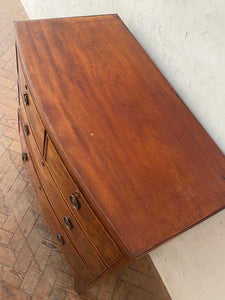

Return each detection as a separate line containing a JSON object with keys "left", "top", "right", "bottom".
{"left": 17, "top": 55, "right": 45, "bottom": 153}
{"left": 45, "top": 135, "right": 122, "bottom": 266}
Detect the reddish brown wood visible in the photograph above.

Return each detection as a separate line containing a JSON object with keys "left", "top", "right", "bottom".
{"left": 18, "top": 109, "right": 40, "bottom": 196}
{"left": 21, "top": 107, "right": 107, "bottom": 275}
{"left": 18, "top": 110, "right": 93, "bottom": 284}
{"left": 15, "top": 15, "right": 225, "bottom": 260}
{"left": 16, "top": 39, "right": 127, "bottom": 287}
{"left": 18, "top": 58, "right": 45, "bottom": 153}
{"left": 45, "top": 135, "right": 123, "bottom": 265}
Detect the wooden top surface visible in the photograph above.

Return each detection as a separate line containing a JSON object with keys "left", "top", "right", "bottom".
{"left": 14, "top": 15, "right": 225, "bottom": 257}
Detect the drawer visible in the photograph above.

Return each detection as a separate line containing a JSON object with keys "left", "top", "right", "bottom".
{"left": 38, "top": 161, "right": 106, "bottom": 277}
{"left": 45, "top": 136, "right": 123, "bottom": 266}
{"left": 18, "top": 110, "right": 106, "bottom": 277}
{"left": 38, "top": 193, "right": 93, "bottom": 284}
{"left": 17, "top": 54, "right": 27, "bottom": 95}
{"left": 18, "top": 111, "right": 93, "bottom": 284}
{"left": 18, "top": 111, "right": 40, "bottom": 196}
{"left": 17, "top": 57, "right": 45, "bottom": 153}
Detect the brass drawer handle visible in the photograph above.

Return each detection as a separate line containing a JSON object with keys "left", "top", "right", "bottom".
{"left": 69, "top": 192, "right": 80, "bottom": 210}
{"left": 22, "top": 151, "right": 28, "bottom": 162}
{"left": 57, "top": 233, "right": 65, "bottom": 245}
{"left": 63, "top": 216, "right": 72, "bottom": 230}
{"left": 24, "top": 123, "right": 29, "bottom": 136}
{"left": 23, "top": 92, "right": 29, "bottom": 106}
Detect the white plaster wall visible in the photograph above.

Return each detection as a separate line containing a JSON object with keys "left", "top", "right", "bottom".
{"left": 115, "top": 0, "right": 225, "bottom": 154}
{"left": 19, "top": 1, "right": 225, "bottom": 299}
{"left": 150, "top": 210, "right": 225, "bottom": 300}
{"left": 20, "top": 0, "right": 115, "bottom": 19}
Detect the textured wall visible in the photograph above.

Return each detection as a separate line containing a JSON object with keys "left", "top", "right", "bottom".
{"left": 19, "top": 1, "right": 225, "bottom": 299}
{"left": 21, "top": 0, "right": 115, "bottom": 19}
{"left": 115, "top": 0, "right": 225, "bottom": 154}
{"left": 151, "top": 210, "right": 225, "bottom": 300}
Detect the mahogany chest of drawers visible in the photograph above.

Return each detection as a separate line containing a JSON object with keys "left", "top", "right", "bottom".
{"left": 14, "top": 15, "right": 225, "bottom": 289}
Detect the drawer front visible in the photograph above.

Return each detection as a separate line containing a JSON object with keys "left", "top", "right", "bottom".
{"left": 45, "top": 136, "right": 122, "bottom": 266}
{"left": 17, "top": 57, "right": 45, "bottom": 153}
{"left": 38, "top": 161, "right": 106, "bottom": 277}
{"left": 18, "top": 110, "right": 106, "bottom": 277}
{"left": 42, "top": 199, "right": 92, "bottom": 283}
{"left": 18, "top": 111, "right": 40, "bottom": 196}
{"left": 18, "top": 111, "right": 92, "bottom": 284}
{"left": 17, "top": 55, "right": 26, "bottom": 95}
{"left": 34, "top": 184, "right": 93, "bottom": 284}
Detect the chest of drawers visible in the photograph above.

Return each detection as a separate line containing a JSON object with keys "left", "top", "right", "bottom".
{"left": 15, "top": 15, "right": 225, "bottom": 290}
{"left": 16, "top": 54, "right": 125, "bottom": 287}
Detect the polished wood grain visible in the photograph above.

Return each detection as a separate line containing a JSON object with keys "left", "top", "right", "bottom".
{"left": 18, "top": 109, "right": 93, "bottom": 284}
{"left": 17, "top": 49, "right": 127, "bottom": 287}
{"left": 14, "top": 15, "right": 225, "bottom": 258}
{"left": 22, "top": 116, "right": 107, "bottom": 276}
{"left": 45, "top": 134, "right": 123, "bottom": 266}
{"left": 17, "top": 57, "right": 45, "bottom": 153}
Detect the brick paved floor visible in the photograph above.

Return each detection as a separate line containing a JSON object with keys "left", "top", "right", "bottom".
{"left": 0, "top": 0, "right": 172, "bottom": 299}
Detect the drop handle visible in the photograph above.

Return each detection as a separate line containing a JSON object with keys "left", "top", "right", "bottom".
{"left": 24, "top": 123, "right": 29, "bottom": 136}
{"left": 57, "top": 233, "right": 65, "bottom": 245}
{"left": 22, "top": 151, "right": 28, "bottom": 162}
{"left": 69, "top": 192, "right": 80, "bottom": 210}
{"left": 23, "top": 92, "right": 28, "bottom": 106}
{"left": 63, "top": 216, "right": 72, "bottom": 230}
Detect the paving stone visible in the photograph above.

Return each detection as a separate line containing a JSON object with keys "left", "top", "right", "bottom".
{"left": 13, "top": 242, "right": 33, "bottom": 273}
{"left": 96, "top": 272, "right": 118, "bottom": 300}
{"left": 32, "top": 265, "right": 57, "bottom": 300}
{"left": 3, "top": 213, "right": 19, "bottom": 233}
{"left": 118, "top": 267, "right": 159, "bottom": 294}
{"left": 0, "top": 244, "right": 17, "bottom": 267}
{"left": 48, "top": 285, "right": 67, "bottom": 300}
{"left": 26, "top": 227, "right": 45, "bottom": 255}
{"left": 0, "top": 75, "right": 15, "bottom": 89}
{"left": 64, "top": 292, "right": 81, "bottom": 300}
{"left": 8, "top": 140, "right": 21, "bottom": 152}
{"left": 0, "top": 135, "right": 12, "bottom": 148}
{"left": 0, "top": 104, "right": 17, "bottom": 119}
{"left": 0, "top": 283, "right": 30, "bottom": 300}
{"left": 8, "top": 226, "right": 26, "bottom": 253}
{"left": 81, "top": 284, "right": 99, "bottom": 300}
{"left": 20, "top": 261, "right": 42, "bottom": 295}
{"left": 0, "top": 264, "right": 25, "bottom": 288}
{"left": 126, "top": 285, "right": 158, "bottom": 300}
{"left": 2, "top": 175, "right": 27, "bottom": 215}
{"left": 111, "top": 279, "right": 129, "bottom": 300}
{"left": 34, "top": 243, "right": 53, "bottom": 272}
{"left": 47, "top": 250, "right": 74, "bottom": 275}
{"left": 0, "top": 227, "right": 13, "bottom": 245}
{"left": 0, "top": 149, "right": 21, "bottom": 198}
{"left": 55, "top": 270, "right": 75, "bottom": 291}
{"left": 0, "top": 212, "right": 7, "bottom": 226}
{"left": 19, "top": 205, "right": 39, "bottom": 238}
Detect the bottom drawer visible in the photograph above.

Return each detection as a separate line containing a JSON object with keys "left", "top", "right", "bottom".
{"left": 34, "top": 179, "right": 93, "bottom": 284}
{"left": 18, "top": 111, "right": 93, "bottom": 284}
